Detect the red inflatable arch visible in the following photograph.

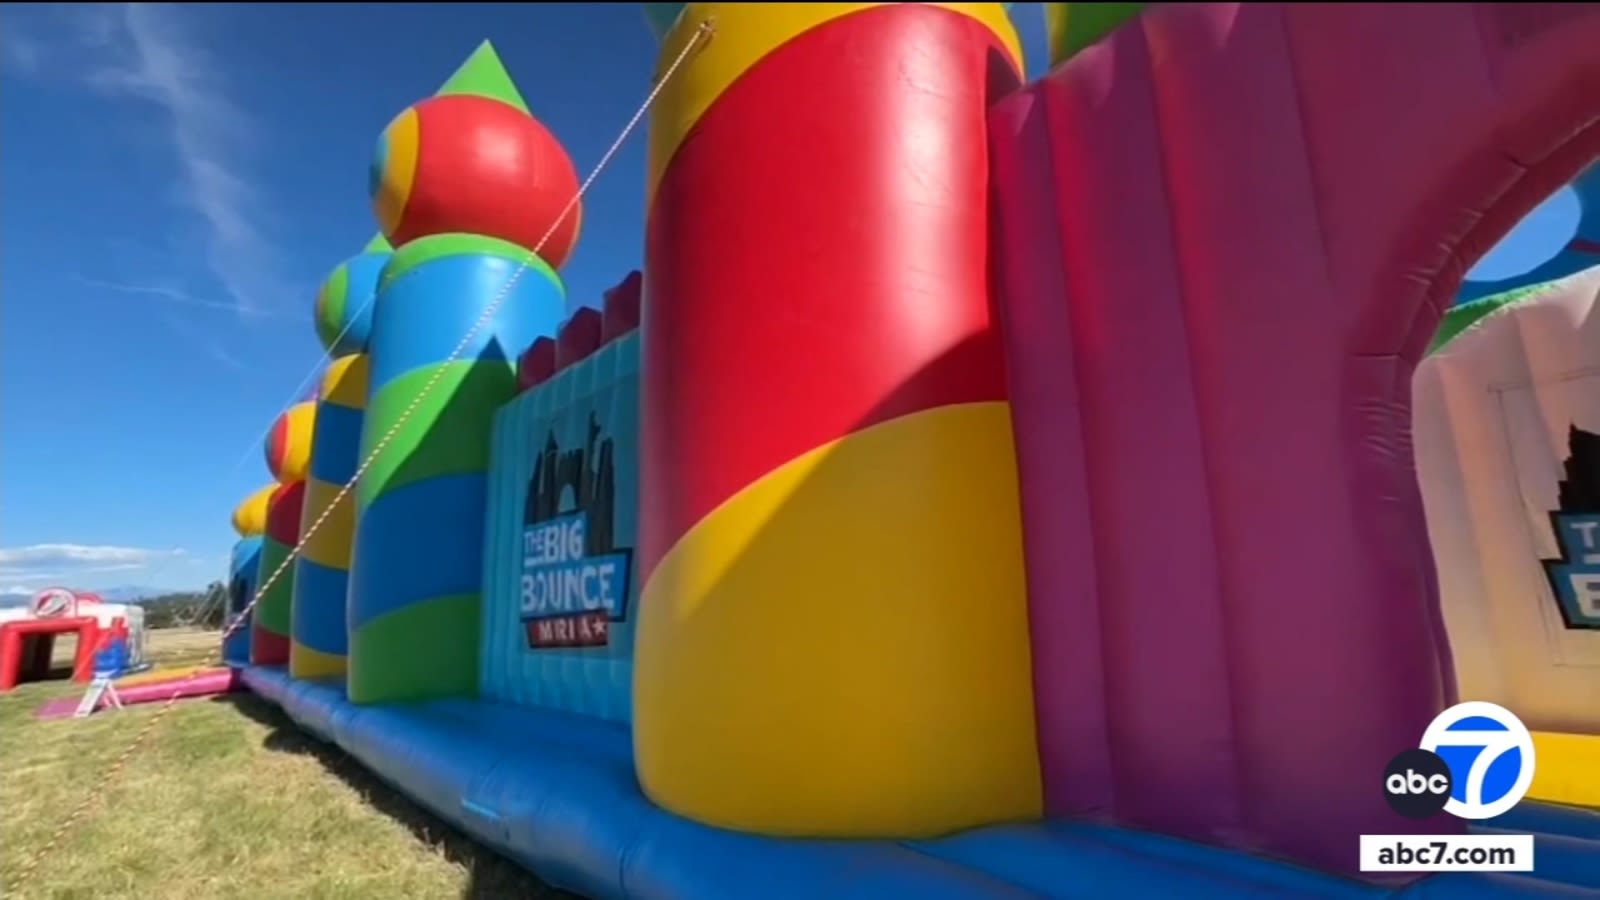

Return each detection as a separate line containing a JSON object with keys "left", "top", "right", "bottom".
{"left": 0, "top": 588, "right": 99, "bottom": 692}
{"left": 988, "top": 1, "right": 1599, "bottom": 875}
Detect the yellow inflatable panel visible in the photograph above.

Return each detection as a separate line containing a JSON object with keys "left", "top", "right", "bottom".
{"left": 319, "top": 353, "right": 370, "bottom": 410}
{"left": 634, "top": 401, "right": 1041, "bottom": 837}
{"left": 289, "top": 642, "right": 346, "bottom": 681}
{"left": 1529, "top": 731, "right": 1600, "bottom": 809}
{"left": 647, "top": 2, "right": 1023, "bottom": 204}
{"left": 231, "top": 484, "right": 277, "bottom": 538}
{"left": 117, "top": 664, "right": 215, "bottom": 688}
{"left": 267, "top": 401, "right": 317, "bottom": 483}
{"left": 298, "top": 478, "right": 355, "bottom": 569}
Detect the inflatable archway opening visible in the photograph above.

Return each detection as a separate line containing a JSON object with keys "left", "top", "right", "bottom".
{"left": 1415, "top": 266, "right": 1600, "bottom": 808}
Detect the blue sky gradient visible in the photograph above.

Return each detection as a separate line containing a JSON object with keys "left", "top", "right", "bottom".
{"left": 0, "top": 3, "right": 1585, "bottom": 595}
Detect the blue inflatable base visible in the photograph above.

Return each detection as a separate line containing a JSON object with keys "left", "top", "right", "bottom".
{"left": 238, "top": 665, "right": 1600, "bottom": 899}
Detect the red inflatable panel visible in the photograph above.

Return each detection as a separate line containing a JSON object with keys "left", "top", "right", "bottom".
{"left": 517, "top": 336, "right": 558, "bottom": 391}
{"left": 0, "top": 617, "right": 98, "bottom": 691}
{"left": 601, "top": 270, "right": 643, "bottom": 344}
{"left": 251, "top": 628, "right": 290, "bottom": 670}
{"left": 641, "top": 4, "right": 1018, "bottom": 579}
{"left": 265, "top": 481, "right": 307, "bottom": 547}
{"left": 556, "top": 307, "right": 603, "bottom": 371}
{"left": 396, "top": 95, "right": 582, "bottom": 269}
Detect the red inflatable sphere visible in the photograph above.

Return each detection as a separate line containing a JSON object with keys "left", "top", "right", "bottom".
{"left": 371, "top": 94, "right": 582, "bottom": 268}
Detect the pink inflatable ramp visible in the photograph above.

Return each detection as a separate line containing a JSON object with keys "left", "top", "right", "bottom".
{"left": 34, "top": 667, "right": 240, "bottom": 720}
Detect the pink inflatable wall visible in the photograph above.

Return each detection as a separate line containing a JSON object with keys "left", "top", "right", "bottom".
{"left": 988, "top": 1, "right": 1600, "bottom": 875}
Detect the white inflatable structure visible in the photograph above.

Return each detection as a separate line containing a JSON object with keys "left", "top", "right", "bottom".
{"left": 1414, "top": 266, "right": 1600, "bottom": 736}
{"left": 76, "top": 596, "right": 149, "bottom": 671}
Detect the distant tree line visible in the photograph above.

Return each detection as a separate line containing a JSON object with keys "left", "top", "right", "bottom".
{"left": 139, "top": 582, "right": 227, "bottom": 630}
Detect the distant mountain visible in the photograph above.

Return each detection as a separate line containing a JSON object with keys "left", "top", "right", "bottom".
{"left": 95, "top": 585, "right": 168, "bottom": 604}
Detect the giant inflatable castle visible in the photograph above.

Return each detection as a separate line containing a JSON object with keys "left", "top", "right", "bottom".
{"left": 222, "top": 4, "right": 1600, "bottom": 898}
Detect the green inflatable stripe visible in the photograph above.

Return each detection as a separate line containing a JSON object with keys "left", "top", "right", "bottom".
{"left": 1045, "top": 3, "right": 1146, "bottom": 66}
{"left": 315, "top": 264, "right": 350, "bottom": 352}
{"left": 1428, "top": 282, "right": 1556, "bottom": 354}
{"left": 379, "top": 232, "right": 559, "bottom": 291}
{"left": 253, "top": 538, "right": 295, "bottom": 635}
{"left": 357, "top": 361, "right": 515, "bottom": 510}
{"left": 362, "top": 232, "right": 393, "bottom": 254}
{"left": 348, "top": 594, "right": 481, "bottom": 704}
{"left": 434, "top": 40, "right": 531, "bottom": 115}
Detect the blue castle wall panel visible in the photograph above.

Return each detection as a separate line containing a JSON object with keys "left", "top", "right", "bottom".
{"left": 480, "top": 332, "right": 641, "bottom": 721}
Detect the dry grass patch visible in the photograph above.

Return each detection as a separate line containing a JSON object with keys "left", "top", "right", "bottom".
{"left": 0, "top": 629, "right": 577, "bottom": 899}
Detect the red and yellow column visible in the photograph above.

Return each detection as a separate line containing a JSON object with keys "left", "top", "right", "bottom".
{"left": 635, "top": 2, "right": 1040, "bottom": 837}
{"left": 251, "top": 402, "right": 315, "bottom": 666}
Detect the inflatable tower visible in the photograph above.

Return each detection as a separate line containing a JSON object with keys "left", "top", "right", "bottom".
{"left": 347, "top": 42, "right": 581, "bottom": 704}
{"left": 251, "top": 403, "right": 315, "bottom": 665}
{"left": 634, "top": 3, "right": 1039, "bottom": 836}
{"left": 289, "top": 235, "right": 390, "bottom": 681}
{"left": 223, "top": 484, "right": 273, "bottom": 666}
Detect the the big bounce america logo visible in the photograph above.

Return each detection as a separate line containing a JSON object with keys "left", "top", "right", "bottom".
{"left": 519, "top": 412, "right": 632, "bottom": 650}
{"left": 1382, "top": 701, "right": 1536, "bottom": 822}
{"left": 1540, "top": 425, "right": 1600, "bottom": 630}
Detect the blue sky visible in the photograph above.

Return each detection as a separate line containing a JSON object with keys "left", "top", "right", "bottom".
{"left": 0, "top": 3, "right": 1586, "bottom": 596}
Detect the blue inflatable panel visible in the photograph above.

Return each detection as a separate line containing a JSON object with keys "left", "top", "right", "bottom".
{"left": 241, "top": 665, "right": 293, "bottom": 706}
{"left": 283, "top": 678, "right": 344, "bottom": 744}
{"left": 238, "top": 666, "right": 1600, "bottom": 900}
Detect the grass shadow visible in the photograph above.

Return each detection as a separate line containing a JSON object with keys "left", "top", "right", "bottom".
{"left": 218, "top": 692, "right": 583, "bottom": 900}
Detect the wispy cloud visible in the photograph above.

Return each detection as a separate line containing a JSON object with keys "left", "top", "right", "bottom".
{"left": 158, "top": 309, "right": 248, "bottom": 371}
{"left": 70, "top": 274, "right": 292, "bottom": 320}
{"left": 1, "top": 4, "right": 288, "bottom": 318}
{"left": 0, "top": 31, "right": 43, "bottom": 75}
{"left": 0, "top": 543, "right": 187, "bottom": 584}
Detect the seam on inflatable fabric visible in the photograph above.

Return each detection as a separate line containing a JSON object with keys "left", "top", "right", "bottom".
{"left": 1278, "top": 8, "right": 1334, "bottom": 289}
{"left": 383, "top": 250, "right": 552, "bottom": 295}
{"left": 613, "top": 821, "right": 633, "bottom": 898}
{"left": 1485, "top": 363, "right": 1600, "bottom": 395}
{"left": 651, "top": 400, "right": 1011, "bottom": 587}
{"left": 892, "top": 839, "right": 1037, "bottom": 898}
{"left": 1028, "top": 61, "right": 1119, "bottom": 813}
{"left": 1140, "top": 9, "right": 1251, "bottom": 830}
{"left": 459, "top": 798, "right": 503, "bottom": 822}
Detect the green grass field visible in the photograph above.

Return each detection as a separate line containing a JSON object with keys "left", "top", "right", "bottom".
{"left": 0, "top": 628, "right": 576, "bottom": 899}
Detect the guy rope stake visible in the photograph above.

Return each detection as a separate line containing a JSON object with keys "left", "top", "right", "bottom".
{"left": 7, "top": 20, "right": 713, "bottom": 890}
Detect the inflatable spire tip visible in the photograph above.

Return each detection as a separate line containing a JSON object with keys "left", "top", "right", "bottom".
{"left": 434, "top": 40, "right": 530, "bottom": 114}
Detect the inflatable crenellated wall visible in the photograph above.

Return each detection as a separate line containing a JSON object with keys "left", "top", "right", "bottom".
{"left": 479, "top": 272, "right": 643, "bottom": 720}
{"left": 225, "top": 5, "right": 1600, "bottom": 898}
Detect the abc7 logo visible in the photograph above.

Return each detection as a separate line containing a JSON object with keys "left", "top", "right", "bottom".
{"left": 1382, "top": 702, "right": 1537, "bottom": 820}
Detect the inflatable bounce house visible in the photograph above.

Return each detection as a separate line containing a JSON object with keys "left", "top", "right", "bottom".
{"left": 224, "top": 4, "right": 1600, "bottom": 897}
{"left": 0, "top": 589, "right": 148, "bottom": 692}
